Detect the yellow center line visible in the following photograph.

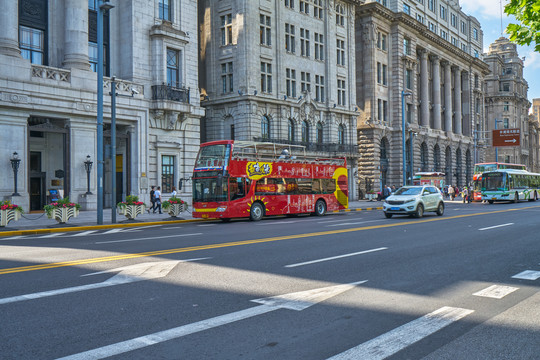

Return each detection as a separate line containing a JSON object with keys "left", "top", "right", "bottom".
{"left": 0, "top": 206, "right": 536, "bottom": 275}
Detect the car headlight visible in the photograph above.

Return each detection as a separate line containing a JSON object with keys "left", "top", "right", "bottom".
{"left": 216, "top": 206, "right": 227, "bottom": 212}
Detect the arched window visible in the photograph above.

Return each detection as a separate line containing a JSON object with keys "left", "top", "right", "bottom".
{"left": 316, "top": 122, "right": 323, "bottom": 143}
{"left": 433, "top": 144, "right": 440, "bottom": 172}
{"left": 288, "top": 119, "right": 295, "bottom": 142}
{"left": 301, "top": 121, "right": 310, "bottom": 143}
{"left": 420, "top": 142, "right": 428, "bottom": 172}
{"left": 338, "top": 124, "right": 345, "bottom": 145}
{"left": 261, "top": 115, "right": 270, "bottom": 140}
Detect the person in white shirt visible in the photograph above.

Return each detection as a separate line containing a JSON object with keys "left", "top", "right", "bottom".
{"left": 171, "top": 186, "right": 177, "bottom": 197}
{"left": 153, "top": 186, "right": 162, "bottom": 214}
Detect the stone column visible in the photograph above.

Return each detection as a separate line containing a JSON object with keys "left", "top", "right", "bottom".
{"left": 432, "top": 56, "right": 441, "bottom": 130}
{"left": 0, "top": 0, "right": 21, "bottom": 56}
{"left": 63, "top": 0, "right": 90, "bottom": 70}
{"left": 420, "top": 50, "right": 429, "bottom": 127}
{"left": 444, "top": 61, "right": 453, "bottom": 132}
{"left": 454, "top": 67, "right": 462, "bottom": 134}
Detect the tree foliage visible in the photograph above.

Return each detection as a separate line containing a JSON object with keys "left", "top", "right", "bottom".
{"left": 505, "top": 0, "right": 540, "bottom": 51}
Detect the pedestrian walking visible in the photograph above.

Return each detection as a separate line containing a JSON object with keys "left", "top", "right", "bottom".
{"left": 154, "top": 186, "right": 162, "bottom": 214}
{"left": 448, "top": 185, "right": 455, "bottom": 200}
{"left": 171, "top": 186, "right": 177, "bottom": 197}
{"left": 148, "top": 186, "right": 156, "bottom": 213}
{"left": 382, "top": 185, "right": 391, "bottom": 200}
{"left": 443, "top": 186, "right": 449, "bottom": 199}
{"left": 462, "top": 187, "right": 469, "bottom": 203}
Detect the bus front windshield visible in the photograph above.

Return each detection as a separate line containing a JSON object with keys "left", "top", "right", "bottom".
{"left": 192, "top": 175, "right": 228, "bottom": 203}
{"left": 195, "top": 144, "right": 230, "bottom": 170}
{"left": 482, "top": 173, "right": 507, "bottom": 191}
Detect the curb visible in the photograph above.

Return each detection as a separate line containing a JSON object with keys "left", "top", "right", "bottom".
{"left": 0, "top": 206, "right": 382, "bottom": 237}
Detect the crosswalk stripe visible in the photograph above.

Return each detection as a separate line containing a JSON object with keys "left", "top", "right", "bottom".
{"left": 72, "top": 230, "right": 99, "bottom": 237}
{"left": 39, "top": 233, "right": 66, "bottom": 238}
{"left": 512, "top": 270, "right": 540, "bottom": 280}
{"left": 473, "top": 285, "right": 519, "bottom": 299}
{"left": 327, "top": 306, "right": 474, "bottom": 360}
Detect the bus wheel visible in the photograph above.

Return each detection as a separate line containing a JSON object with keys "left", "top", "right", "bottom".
{"left": 488, "top": 200, "right": 494, "bottom": 204}
{"left": 313, "top": 199, "right": 326, "bottom": 216}
{"left": 249, "top": 202, "right": 264, "bottom": 221}
{"left": 514, "top": 192, "right": 519, "bottom": 203}
{"left": 414, "top": 204, "right": 424, "bottom": 218}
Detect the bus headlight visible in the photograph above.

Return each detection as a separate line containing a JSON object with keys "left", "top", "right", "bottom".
{"left": 216, "top": 206, "right": 227, "bottom": 212}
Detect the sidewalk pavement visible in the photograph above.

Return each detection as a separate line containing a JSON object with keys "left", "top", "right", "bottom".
{"left": 0, "top": 200, "right": 383, "bottom": 236}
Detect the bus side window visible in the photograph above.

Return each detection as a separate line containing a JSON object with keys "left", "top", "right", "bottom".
{"left": 322, "top": 179, "right": 336, "bottom": 194}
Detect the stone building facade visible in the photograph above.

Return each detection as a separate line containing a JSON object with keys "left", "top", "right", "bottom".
{"left": 0, "top": 0, "right": 203, "bottom": 211}
{"left": 198, "top": 0, "right": 361, "bottom": 200}
{"left": 355, "top": 1, "right": 489, "bottom": 193}
{"left": 483, "top": 37, "right": 530, "bottom": 166}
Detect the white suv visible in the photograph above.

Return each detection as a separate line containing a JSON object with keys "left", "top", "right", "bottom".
{"left": 383, "top": 185, "right": 444, "bottom": 218}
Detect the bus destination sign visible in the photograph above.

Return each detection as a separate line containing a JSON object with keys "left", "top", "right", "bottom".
{"left": 493, "top": 129, "right": 520, "bottom": 147}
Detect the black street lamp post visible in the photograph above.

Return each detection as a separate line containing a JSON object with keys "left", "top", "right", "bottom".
{"left": 84, "top": 155, "right": 93, "bottom": 195}
{"left": 10, "top": 152, "right": 21, "bottom": 196}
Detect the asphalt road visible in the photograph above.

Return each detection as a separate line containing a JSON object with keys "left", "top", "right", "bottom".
{"left": 1, "top": 200, "right": 540, "bottom": 359}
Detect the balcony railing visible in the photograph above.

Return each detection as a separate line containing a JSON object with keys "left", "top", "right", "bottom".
{"left": 252, "top": 137, "right": 358, "bottom": 155}
{"left": 151, "top": 84, "right": 190, "bottom": 103}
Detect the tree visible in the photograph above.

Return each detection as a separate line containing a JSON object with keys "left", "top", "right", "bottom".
{"left": 505, "top": 0, "right": 540, "bottom": 51}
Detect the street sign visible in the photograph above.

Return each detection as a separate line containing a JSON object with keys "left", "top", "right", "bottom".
{"left": 493, "top": 128, "right": 520, "bottom": 147}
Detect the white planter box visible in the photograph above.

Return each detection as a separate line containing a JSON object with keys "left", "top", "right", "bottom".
{"left": 0, "top": 209, "right": 21, "bottom": 227}
{"left": 48, "top": 207, "right": 79, "bottom": 224}
{"left": 166, "top": 203, "right": 188, "bottom": 217}
{"left": 117, "top": 204, "right": 146, "bottom": 220}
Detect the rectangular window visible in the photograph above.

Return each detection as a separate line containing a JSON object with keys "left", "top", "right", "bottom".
{"left": 221, "top": 14, "right": 233, "bottom": 46}
{"left": 407, "top": 103, "right": 413, "bottom": 123}
{"left": 451, "top": 37, "right": 458, "bottom": 47}
{"left": 403, "top": 4, "right": 410, "bottom": 15}
{"left": 382, "top": 64, "right": 388, "bottom": 86}
{"left": 336, "top": 5, "right": 344, "bottom": 26}
{"left": 20, "top": 26, "right": 44, "bottom": 65}
{"left": 503, "top": 102, "right": 509, "bottom": 112}
{"left": 382, "top": 34, "right": 387, "bottom": 50}
{"left": 451, "top": 13, "right": 457, "bottom": 28}
{"left": 161, "top": 155, "right": 175, "bottom": 193}
{"left": 440, "top": 30, "right": 448, "bottom": 40}
{"left": 461, "top": 21, "right": 466, "bottom": 34}
{"left": 461, "top": 43, "right": 467, "bottom": 52}
{"left": 300, "top": 28, "right": 310, "bottom": 57}
{"left": 315, "top": 75, "right": 325, "bottom": 102}
{"left": 337, "top": 79, "right": 346, "bottom": 106}
{"left": 336, "top": 39, "right": 345, "bottom": 66}
{"left": 377, "top": 62, "right": 381, "bottom": 84}
{"left": 285, "top": 23, "right": 296, "bottom": 53}
{"left": 260, "top": 15, "right": 271, "bottom": 46}
{"left": 314, "top": 33, "right": 324, "bottom": 60}
{"left": 473, "top": 28, "right": 478, "bottom": 40}
{"left": 221, "top": 62, "right": 233, "bottom": 94}
{"left": 403, "top": 38, "right": 411, "bottom": 55}
{"left": 428, "top": 22, "right": 436, "bottom": 32}
{"left": 428, "top": 0, "right": 435, "bottom": 12}
{"left": 440, "top": 5, "right": 446, "bottom": 20}
{"left": 300, "top": 0, "right": 309, "bottom": 14}
{"left": 383, "top": 100, "right": 388, "bottom": 122}
{"left": 406, "top": 69, "right": 412, "bottom": 89}
{"left": 377, "top": 99, "right": 382, "bottom": 121}
{"left": 167, "top": 48, "right": 180, "bottom": 88}
{"left": 159, "top": 0, "right": 171, "bottom": 21}
{"left": 261, "top": 62, "right": 272, "bottom": 93}
{"left": 503, "top": 118, "right": 509, "bottom": 129}
{"left": 313, "top": 0, "right": 323, "bottom": 19}
{"left": 502, "top": 83, "right": 510, "bottom": 92}
{"left": 88, "top": 42, "right": 98, "bottom": 72}
{"left": 286, "top": 68, "right": 297, "bottom": 98}
{"left": 285, "top": 0, "right": 295, "bottom": 9}
{"left": 301, "top": 71, "right": 311, "bottom": 93}
{"left": 417, "top": 14, "right": 424, "bottom": 24}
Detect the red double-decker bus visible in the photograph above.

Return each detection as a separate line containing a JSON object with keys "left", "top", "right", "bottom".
{"left": 471, "top": 162, "right": 527, "bottom": 201}
{"left": 192, "top": 140, "right": 348, "bottom": 221}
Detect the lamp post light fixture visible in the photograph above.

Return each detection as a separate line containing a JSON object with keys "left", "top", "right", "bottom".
{"left": 10, "top": 152, "right": 21, "bottom": 196}
{"left": 84, "top": 155, "right": 93, "bottom": 195}
{"left": 401, "top": 90, "right": 412, "bottom": 186}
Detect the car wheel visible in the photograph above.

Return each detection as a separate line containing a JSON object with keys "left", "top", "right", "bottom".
{"left": 312, "top": 199, "right": 326, "bottom": 216}
{"left": 384, "top": 212, "right": 393, "bottom": 218}
{"left": 414, "top": 204, "right": 424, "bottom": 218}
{"left": 249, "top": 202, "right": 264, "bottom": 221}
{"left": 488, "top": 200, "right": 494, "bottom": 204}
{"left": 436, "top": 202, "right": 444, "bottom": 216}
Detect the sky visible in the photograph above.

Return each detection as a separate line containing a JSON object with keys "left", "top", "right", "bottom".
{"left": 460, "top": 0, "right": 540, "bottom": 103}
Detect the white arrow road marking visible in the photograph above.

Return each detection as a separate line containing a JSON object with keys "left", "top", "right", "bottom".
{"left": 57, "top": 281, "right": 367, "bottom": 360}
{"left": 327, "top": 306, "right": 474, "bottom": 360}
{"left": 473, "top": 285, "right": 519, "bottom": 299}
{"left": 285, "top": 248, "right": 388, "bottom": 268}
{"left": 0, "top": 259, "right": 205, "bottom": 305}
{"left": 72, "top": 230, "right": 99, "bottom": 237}
{"left": 478, "top": 223, "right": 514, "bottom": 231}
{"left": 512, "top": 270, "right": 540, "bottom": 280}
{"left": 95, "top": 233, "right": 203, "bottom": 244}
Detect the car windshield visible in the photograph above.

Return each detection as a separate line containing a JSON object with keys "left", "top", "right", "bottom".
{"left": 394, "top": 187, "right": 422, "bottom": 195}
